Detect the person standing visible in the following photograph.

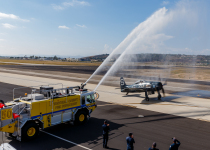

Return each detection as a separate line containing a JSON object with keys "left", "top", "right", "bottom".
{"left": 102, "top": 120, "right": 110, "bottom": 148}
{"left": 169, "top": 137, "right": 181, "bottom": 150}
{"left": 126, "top": 133, "right": 135, "bottom": 150}
{"left": 148, "top": 142, "right": 159, "bottom": 150}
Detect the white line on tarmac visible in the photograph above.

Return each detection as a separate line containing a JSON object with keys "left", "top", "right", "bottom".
{"left": 41, "top": 130, "right": 92, "bottom": 150}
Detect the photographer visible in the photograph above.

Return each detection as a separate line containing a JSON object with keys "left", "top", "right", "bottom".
{"left": 126, "top": 133, "right": 135, "bottom": 150}
{"left": 102, "top": 120, "right": 110, "bottom": 148}
{"left": 169, "top": 137, "right": 181, "bottom": 150}
{"left": 148, "top": 142, "right": 159, "bottom": 150}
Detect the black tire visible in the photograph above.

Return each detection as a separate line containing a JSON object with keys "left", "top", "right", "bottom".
{"left": 75, "top": 110, "right": 87, "bottom": 125}
{"left": 22, "top": 122, "right": 39, "bottom": 141}
{"left": 146, "top": 97, "right": 149, "bottom": 101}
{"left": 158, "top": 95, "right": 161, "bottom": 100}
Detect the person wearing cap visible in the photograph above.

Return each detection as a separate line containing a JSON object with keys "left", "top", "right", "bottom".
{"left": 102, "top": 120, "right": 110, "bottom": 148}
{"left": 126, "top": 133, "right": 135, "bottom": 150}
{"left": 169, "top": 137, "right": 181, "bottom": 150}
{"left": 148, "top": 142, "right": 159, "bottom": 150}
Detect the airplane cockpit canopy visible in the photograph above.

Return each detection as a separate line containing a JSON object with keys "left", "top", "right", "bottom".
{"left": 135, "top": 80, "right": 146, "bottom": 84}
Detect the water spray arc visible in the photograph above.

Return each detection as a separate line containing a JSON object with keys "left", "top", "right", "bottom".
{"left": 84, "top": 8, "right": 168, "bottom": 85}
{"left": 94, "top": 50, "right": 127, "bottom": 91}
{"left": 89, "top": 2, "right": 199, "bottom": 91}
{"left": 94, "top": 8, "right": 169, "bottom": 91}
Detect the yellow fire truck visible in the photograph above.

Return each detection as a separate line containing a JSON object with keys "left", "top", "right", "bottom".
{"left": 0, "top": 85, "right": 98, "bottom": 141}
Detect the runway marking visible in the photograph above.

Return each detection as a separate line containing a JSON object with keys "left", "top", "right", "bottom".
{"left": 41, "top": 130, "right": 92, "bottom": 150}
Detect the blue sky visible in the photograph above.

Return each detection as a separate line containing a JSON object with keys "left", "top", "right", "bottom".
{"left": 0, "top": 0, "right": 209, "bottom": 57}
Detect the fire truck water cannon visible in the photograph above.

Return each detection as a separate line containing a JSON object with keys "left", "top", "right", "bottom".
{"left": 0, "top": 85, "right": 99, "bottom": 141}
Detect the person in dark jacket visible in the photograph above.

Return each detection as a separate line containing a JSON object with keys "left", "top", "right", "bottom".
{"left": 126, "top": 133, "right": 135, "bottom": 150}
{"left": 169, "top": 137, "right": 181, "bottom": 150}
{"left": 102, "top": 120, "right": 110, "bottom": 148}
{"left": 148, "top": 142, "right": 159, "bottom": 150}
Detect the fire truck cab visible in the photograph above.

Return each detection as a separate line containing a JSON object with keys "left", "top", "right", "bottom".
{"left": 0, "top": 85, "right": 98, "bottom": 141}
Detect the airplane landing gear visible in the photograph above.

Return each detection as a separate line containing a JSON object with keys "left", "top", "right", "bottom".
{"left": 158, "top": 94, "right": 161, "bottom": 100}
{"left": 157, "top": 90, "right": 161, "bottom": 100}
{"left": 145, "top": 91, "right": 149, "bottom": 101}
{"left": 126, "top": 92, "right": 129, "bottom": 95}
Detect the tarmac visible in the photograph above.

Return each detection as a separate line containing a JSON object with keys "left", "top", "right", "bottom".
{"left": 0, "top": 65, "right": 210, "bottom": 149}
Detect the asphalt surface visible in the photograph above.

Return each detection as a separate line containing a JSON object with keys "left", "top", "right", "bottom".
{"left": 0, "top": 65, "right": 98, "bottom": 75}
{"left": 0, "top": 82, "right": 210, "bottom": 150}
{"left": 1, "top": 65, "right": 210, "bottom": 86}
{"left": 0, "top": 65, "right": 166, "bottom": 74}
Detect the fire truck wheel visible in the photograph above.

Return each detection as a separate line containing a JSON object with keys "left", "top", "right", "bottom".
{"left": 22, "top": 122, "right": 39, "bottom": 141}
{"left": 75, "top": 110, "right": 87, "bottom": 125}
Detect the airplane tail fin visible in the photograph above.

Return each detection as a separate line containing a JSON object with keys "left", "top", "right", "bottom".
{"left": 120, "top": 77, "right": 126, "bottom": 89}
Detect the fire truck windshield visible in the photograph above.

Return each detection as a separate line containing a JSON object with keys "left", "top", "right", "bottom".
{"left": 87, "top": 94, "right": 95, "bottom": 103}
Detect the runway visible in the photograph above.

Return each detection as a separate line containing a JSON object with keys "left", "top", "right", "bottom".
{"left": 1, "top": 64, "right": 210, "bottom": 85}
{"left": 0, "top": 82, "right": 210, "bottom": 150}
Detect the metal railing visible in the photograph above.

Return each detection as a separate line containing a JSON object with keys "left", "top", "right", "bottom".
{"left": 13, "top": 83, "right": 64, "bottom": 100}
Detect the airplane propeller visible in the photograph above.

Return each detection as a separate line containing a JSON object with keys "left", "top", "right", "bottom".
{"left": 158, "top": 74, "right": 167, "bottom": 97}
{"left": 161, "top": 80, "right": 167, "bottom": 97}
{"left": 162, "top": 86, "right": 165, "bottom": 97}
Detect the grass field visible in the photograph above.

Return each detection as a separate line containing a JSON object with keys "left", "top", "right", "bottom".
{"left": 170, "top": 67, "right": 210, "bottom": 80}
{"left": 0, "top": 63, "right": 20, "bottom": 65}
{"left": 133, "top": 66, "right": 210, "bottom": 81}
{"left": 0, "top": 59, "right": 101, "bottom": 66}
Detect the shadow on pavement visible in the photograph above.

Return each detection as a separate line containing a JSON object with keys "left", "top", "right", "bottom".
{"left": 7, "top": 117, "right": 124, "bottom": 150}
{"left": 122, "top": 94, "right": 142, "bottom": 97}
{"left": 0, "top": 82, "right": 32, "bottom": 102}
{"left": 139, "top": 95, "right": 182, "bottom": 104}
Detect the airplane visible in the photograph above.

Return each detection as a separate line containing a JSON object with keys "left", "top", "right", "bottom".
{"left": 120, "top": 77, "right": 166, "bottom": 101}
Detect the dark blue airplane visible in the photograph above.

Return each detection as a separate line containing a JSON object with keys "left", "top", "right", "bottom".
{"left": 120, "top": 77, "right": 166, "bottom": 101}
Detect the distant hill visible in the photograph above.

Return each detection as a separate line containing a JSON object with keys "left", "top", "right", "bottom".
{"left": 79, "top": 54, "right": 109, "bottom": 61}
{"left": 80, "top": 53, "right": 210, "bottom": 66}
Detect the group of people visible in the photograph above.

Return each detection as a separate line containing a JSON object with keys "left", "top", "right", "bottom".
{"left": 102, "top": 120, "right": 181, "bottom": 150}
